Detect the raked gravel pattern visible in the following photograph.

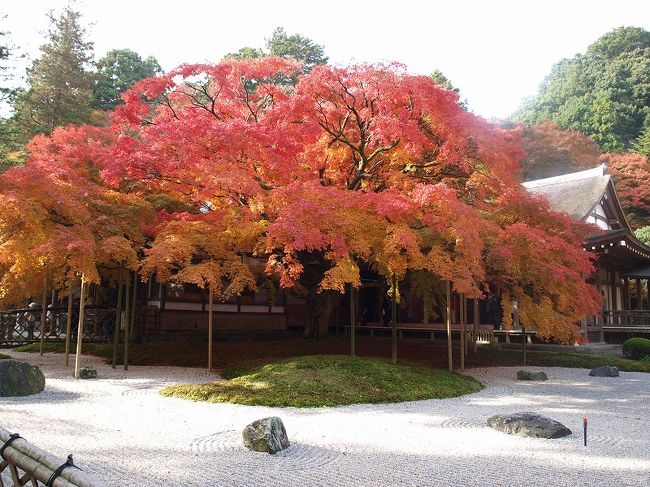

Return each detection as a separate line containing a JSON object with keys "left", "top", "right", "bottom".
{"left": 1, "top": 350, "right": 649, "bottom": 486}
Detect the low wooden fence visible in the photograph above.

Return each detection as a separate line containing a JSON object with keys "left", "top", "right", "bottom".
{"left": 0, "top": 427, "right": 103, "bottom": 486}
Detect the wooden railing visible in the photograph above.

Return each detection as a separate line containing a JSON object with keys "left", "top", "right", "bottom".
{"left": 0, "top": 306, "right": 117, "bottom": 346}
{"left": 0, "top": 427, "right": 102, "bottom": 486}
{"left": 602, "top": 310, "right": 650, "bottom": 330}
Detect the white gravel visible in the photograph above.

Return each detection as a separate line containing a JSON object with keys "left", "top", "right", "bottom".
{"left": 1, "top": 350, "right": 649, "bottom": 487}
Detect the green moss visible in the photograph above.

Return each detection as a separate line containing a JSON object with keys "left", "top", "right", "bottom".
{"left": 0, "top": 353, "right": 10, "bottom": 359}
{"left": 161, "top": 355, "right": 483, "bottom": 408}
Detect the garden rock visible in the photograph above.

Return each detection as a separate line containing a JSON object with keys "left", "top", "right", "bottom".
{"left": 0, "top": 360, "right": 46, "bottom": 397}
{"left": 242, "top": 416, "right": 290, "bottom": 454}
{"left": 487, "top": 412, "right": 571, "bottom": 438}
{"left": 79, "top": 367, "right": 97, "bottom": 379}
{"left": 517, "top": 370, "right": 548, "bottom": 381}
{"left": 589, "top": 365, "right": 619, "bottom": 377}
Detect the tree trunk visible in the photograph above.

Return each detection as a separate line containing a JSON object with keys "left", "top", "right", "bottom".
{"left": 130, "top": 271, "right": 137, "bottom": 341}
{"left": 303, "top": 290, "right": 334, "bottom": 339}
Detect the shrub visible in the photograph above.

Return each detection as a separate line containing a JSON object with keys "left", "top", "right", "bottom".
{"left": 622, "top": 338, "right": 650, "bottom": 360}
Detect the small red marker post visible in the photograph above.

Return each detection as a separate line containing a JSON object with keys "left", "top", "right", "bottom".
{"left": 583, "top": 417, "right": 588, "bottom": 446}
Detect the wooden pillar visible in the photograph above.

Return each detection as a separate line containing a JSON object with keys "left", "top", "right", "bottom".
{"left": 112, "top": 271, "right": 123, "bottom": 369}
{"left": 391, "top": 274, "right": 397, "bottom": 365}
{"left": 130, "top": 272, "right": 137, "bottom": 341}
{"left": 74, "top": 276, "right": 87, "bottom": 379}
{"left": 350, "top": 285, "right": 356, "bottom": 358}
{"left": 636, "top": 279, "right": 643, "bottom": 310}
{"left": 459, "top": 293, "right": 465, "bottom": 372}
{"left": 446, "top": 280, "right": 453, "bottom": 372}
{"left": 208, "top": 284, "right": 213, "bottom": 371}
{"left": 473, "top": 298, "right": 480, "bottom": 353}
{"left": 623, "top": 276, "right": 631, "bottom": 311}
{"left": 123, "top": 272, "right": 131, "bottom": 371}
{"left": 39, "top": 276, "right": 48, "bottom": 356}
{"left": 64, "top": 283, "right": 73, "bottom": 366}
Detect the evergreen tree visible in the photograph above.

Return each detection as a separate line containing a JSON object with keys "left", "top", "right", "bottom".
{"left": 92, "top": 49, "right": 161, "bottom": 110}
{"left": 14, "top": 6, "right": 95, "bottom": 138}
{"left": 514, "top": 27, "right": 650, "bottom": 152}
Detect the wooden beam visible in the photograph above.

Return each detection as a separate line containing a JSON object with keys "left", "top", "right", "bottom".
{"left": 473, "top": 298, "right": 480, "bottom": 353}
{"left": 350, "top": 284, "right": 356, "bottom": 358}
{"left": 459, "top": 292, "right": 465, "bottom": 372}
{"left": 391, "top": 274, "right": 397, "bottom": 365}
{"left": 112, "top": 270, "right": 123, "bottom": 369}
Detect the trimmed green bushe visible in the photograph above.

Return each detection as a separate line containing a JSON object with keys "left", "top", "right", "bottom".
{"left": 161, "top": 355, "right": 483, "bottom": 408}
{"left": 622, "top": 338, "right": 650, "bottom": 360}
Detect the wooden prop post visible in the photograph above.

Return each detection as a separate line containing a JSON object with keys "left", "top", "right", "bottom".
{"left": 64, "top": 283, "right": 73, "bottom": 366}
{"left": 473, "top": 298, "right": 480, "bottom": 353}
{"left": 74, "top": 276, "right": 87, "bottom": 379}
{"left": 208, "top": 284, "right": 213, "bottom": 371}
{"left": 123, "top": 272, "right": 131, "bottom": 371}
{"left": 350, "top": 284, "right": 356, "bottom": 358}
{"left": 391, "top": 274, "right": 398, "bottom": 365}
{"left": 39, "top": 276, "right": 47, "bottom": 356}
{"left": 130, "top": 271, "right": 137, "bottom": 341}
{"left": 460, "top": 292, "right": 465, "bottom": 372}
{"left": 112, "top": 270, "right": 123, "bottom": 369}
{"left": 446, "top": 280, "right": 453, "bottom": 372}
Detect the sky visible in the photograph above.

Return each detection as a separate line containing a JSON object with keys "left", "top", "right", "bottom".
{"left": 2, "top": 0, "right": 649, "bottom": 120}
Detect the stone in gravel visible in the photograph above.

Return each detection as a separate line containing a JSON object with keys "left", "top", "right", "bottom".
{"left": 78, "top": 367, "right": 97, "bottom": 379}
{"left": 487, "top": 412, "right": 571, "bottom": 438}
{"left": 242, "top": 417, "right": 290, "bottom": 454}
{"left": 517, "top": 370, "right": 548, "bottom": 381}
{"left": 0, "top": 360, "right": 45, "bottom": 397}
{"left": 589, "top": 365, "right": 619, "bottom": 377}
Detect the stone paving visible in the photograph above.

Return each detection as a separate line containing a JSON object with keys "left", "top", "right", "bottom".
{"left": 1, "top": 351, "right": 649, "bottom": 486}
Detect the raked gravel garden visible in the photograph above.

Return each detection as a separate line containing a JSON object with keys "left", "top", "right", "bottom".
{"left": 1, "top": 350, "right": 649, "bottom": 487}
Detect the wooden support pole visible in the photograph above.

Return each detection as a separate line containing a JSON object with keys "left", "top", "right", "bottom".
{"left": 459, "top": 292, "right": 465, "bottom": 372}
{"left": 446, "top": 280, "right": 453, "bottom": 372}
{"left": 130, "top": 271, "right": 137, "bottom": 341}
{"left": 74, "top": 276, "right": 87, "bottom": 379}
{"left": 636, "top": 278, "right": 643, "bottom": 310}
{"left": 473, "top": 298, "right": 480, "bottom": 353}
{"left": 350, "top": 284, "right": 356, "bottom": 358}
{"left": 208, "top": 284, "right": 213, "bottom": 371}
{"left": 64, "top": 283, "right": 73, "bottom": 366}
{"left": 391, "top": 274, "right": 398, "bottom": 365}
{"left": 39, "top": 276, "right": 48, "bottom": 356}
{"left": 112, "top": 270, "right": 123, "bottom": 369}
{"left": 123, "top": 272, "right": 131, "bottom": 371}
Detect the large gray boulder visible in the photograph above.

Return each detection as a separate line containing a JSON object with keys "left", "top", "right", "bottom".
{"left": 242, "top": 417, "right": 290, "bottom": 454}
{"left": 517, "top": 370, "right": 548, "bottom": 381}
{"left": 0, "top": 360, "right": 45, "bottom": 397}
{"left": 487, "top": 412, "right": 571, "bottom": 439}
{"left": 589, "top": 365, "right": 619, "bottom": 377}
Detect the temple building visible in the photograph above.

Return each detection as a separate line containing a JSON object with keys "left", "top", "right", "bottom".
{"left": 524, "top": 164, "right": 650, "bottom": 342}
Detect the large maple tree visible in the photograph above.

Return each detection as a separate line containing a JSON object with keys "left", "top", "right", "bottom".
{"left": 0, "top": 58, "right": 601, "bottom": 343}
